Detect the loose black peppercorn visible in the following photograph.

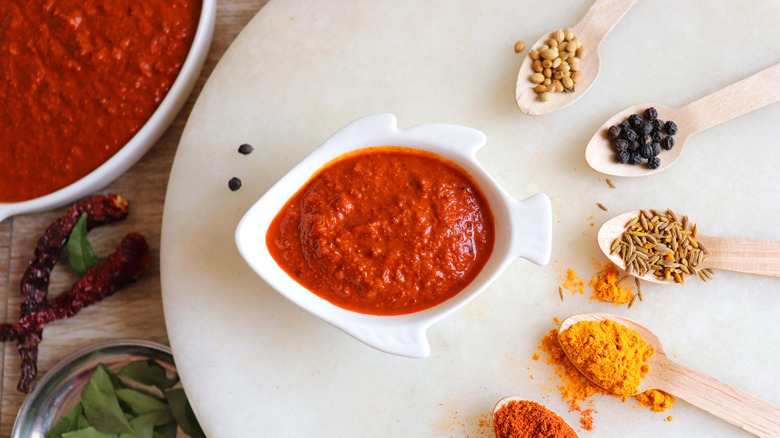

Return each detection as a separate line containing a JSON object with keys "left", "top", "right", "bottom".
{"left": 651, "top": 142, "right": 661, "bottom": 156}
{"left": 639, "top": 143, "right": 653, "bottom": 159}
{"left": 639, "top": 135, "right": 651, "bottom": 145}
{"left": 647, "top": 156, "right": 661, "bottom": 169}
{"left": 628, "top": 114, "right": 643, "bottom": 126}
{"left": 640, "top": 121, "right": 653, "bottom": 135}
{"left": 624, "top": 129, "right": 637, "bottom": 141}
{"left": 616, "top": 149, "right": 630, "bottom": 164}
{"left": 238, "top": 144, "right": 254, "bottom": 155}
{"left": 661, "top": 136, "right": 675, "bottom": 150}
{"left": 619, "top": 121, "right": 631, "bottom": 131}
{"left": 665, "top": 120, "right": 678, "bottom": 136}
{"left": 644, "top": 107, "right": 658, "bottom": 120}
{"left": 608, "top": 125, "right": 621, "bottom": 140}
{"left": 652, "top": 119, "right": 664, "bottom": 132}
{"left": 628, "top": 153, "right": 642, "bottom": 165}
{"left": 628, "top": 140, "right": 640, "bottom": 153}
{"left": 228, "top": 177, "right": 242, "bottom": 191}
{"left": 613, "top": 138, "right": 629, "bottom": 151}
{"left": 651, "top": 131, "right": 663, "bottom": 142}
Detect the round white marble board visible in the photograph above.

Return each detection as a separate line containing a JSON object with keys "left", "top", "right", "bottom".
{"left": 161, "top": 1, "right": 780, "bottom": 436}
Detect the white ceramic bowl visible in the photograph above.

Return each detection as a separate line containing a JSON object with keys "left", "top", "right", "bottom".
{"left": 0, "top": 0, "right": 216, "bottom": 223}
{"left": 235, "top": 114, "right": 552, "bottom": 358}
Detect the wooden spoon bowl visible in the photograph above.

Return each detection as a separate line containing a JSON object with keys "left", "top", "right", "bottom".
{"left": 493, "top": 397, "right": 580, "bottom": 438}
{"left": 515, "top": 0, "right": 637, "bottom": 115}
{"left": 598, "top": 209, "right": 780, "bottom": 284}
{"left": 559, "top": 313, "right": 780, "bottom": 438}
{"left": 585, "top": 62, "right": 780, "bottom": 176}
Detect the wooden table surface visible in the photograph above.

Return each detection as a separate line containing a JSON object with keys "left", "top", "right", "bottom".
{"left": 0, "top": 1, "right": 269, "bottom": 435}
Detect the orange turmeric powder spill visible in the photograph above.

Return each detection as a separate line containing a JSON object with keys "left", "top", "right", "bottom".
{"left": 589, "top": 263, "right": 633, "bottom": 306}
{"left": 560, "top": 269, "right": 585, "bottom": 295}
{"left": 534, "top": 324, "right": 675, "bottom": 430}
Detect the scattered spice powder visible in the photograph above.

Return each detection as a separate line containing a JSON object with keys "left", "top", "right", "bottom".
{"left": 559, "top": 269, "right": 585, "bottom": 295}
{"left": 589, "top": 263, "right": 633, "bottom": 306}
{"left": 534, "top": 322, "right": 675, "bottom": 430}
{"left": 493, "top": 400, "right": 577, "bottom": 438}
{"left": 635, "top": 389, "right": 676, "bottom": 412}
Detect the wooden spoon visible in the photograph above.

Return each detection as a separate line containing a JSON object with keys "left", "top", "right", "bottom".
{"left": 598, "top": 210, "right": 780, "bottom": 284}
{"left": 585, "top": 62, "right": 780, "bottom": 176}
{"left": 559, "top": 313, "right": 780, "bottom": 438}
{"left": 493, "top": 397, "right": 580, "bottom": 437}
{"left": 515, "top": 0, "right": 637, "bottom": 115}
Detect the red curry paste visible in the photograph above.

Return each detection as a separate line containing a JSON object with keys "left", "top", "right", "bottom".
{"left": 0, "top": 0, "right": 201, "bottom": 202}
{"left": 267, "top": 148, "right": 495, "bottom": 315}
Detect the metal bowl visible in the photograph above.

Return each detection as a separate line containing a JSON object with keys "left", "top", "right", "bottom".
{"left": 12, "top": 339, "right": 175, "bottom": 438}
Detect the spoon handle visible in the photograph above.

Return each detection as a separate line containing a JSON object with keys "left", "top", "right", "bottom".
{"left": 677, "top": 62, "right": 780, "bottom": 135}
{"left": 571, "top": 0, "right": 637, "bottom": 45}
{"left": 657, "top": 358, "right": 780, "bottom": 437}
{"left": 698, "top": 235, "right": 780, "bottom": 277}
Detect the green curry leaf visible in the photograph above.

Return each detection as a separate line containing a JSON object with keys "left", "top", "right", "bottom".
{"left": 66, "top": 213, "right": 99, "bottom": 276}
{"left": 81, "top": 365, "right": 134, "bottom": 434}
{"left": 46, "top": 402, "right": 83, "bottom": 438}
{"left": 164, "top": 388, "right": 205, "bottom": 438}
{"left": 118, "top": 361, "right": 178, "bottom": 390}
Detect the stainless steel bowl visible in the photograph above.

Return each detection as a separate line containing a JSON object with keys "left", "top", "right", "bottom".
{"left": 12, "top": 339, "right": 175, "bottom": 438}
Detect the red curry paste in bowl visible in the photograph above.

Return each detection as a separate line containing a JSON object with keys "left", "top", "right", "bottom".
{"left": 236, "top": 114, "right": 551, "bottom": 357}
{"left": 267, "top": 147, "right": 495, "bottom": 316}
{"left": 0, "top": 0, "right": 210, "bottom": 208}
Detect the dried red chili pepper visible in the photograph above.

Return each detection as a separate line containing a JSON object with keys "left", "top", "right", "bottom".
{"left": 20, "top": 194, "right": 129, "bottom": 315}
{"left": 16, "top": 194, "right": 128, "bottom": 392}
{"left": 5, "top": 231, "right": 149, "bottom": 391}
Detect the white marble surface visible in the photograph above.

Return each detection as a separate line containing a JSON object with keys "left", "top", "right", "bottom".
{"left": 161, "top": 1, "right": 780, "bottom": 436}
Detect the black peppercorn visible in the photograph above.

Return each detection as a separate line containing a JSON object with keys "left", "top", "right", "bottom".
{"left": 651, "top": 131, "right": 663, "bottom": 142}
{"left": 661, "top": 136, "right": 675, "bottom": 150}
{"left": 639, "top": 135, "right": 651, "bottom": 145}
{"left": 640, "top": 121, "right": 653, "bottom": 135}
{"left": 607, "top": 125, "right": 621, "bottom": 140}
{"left": 613, "top": 138, "right": 629, "bottom": 151}
{"left": 652, "top": 119, "right": 664, "bottom": 132}
{"left": 619, "top": 121, "right": 631, "bottom": 131}
{"left": 628, "top": 114, "right": 642, "bottom": 126}
{"left": 644, "top": 107, "right": 658, "bottom": 120}
{"left": 664, "top": 120, "right": 678, "bottom": 136}
{"left": 238, "top": 144, "right": 254, "bottom": 155}
{"left": 628, "top": 153, "right": 642, "bottom": 165}
{"left": 228, "top": 177, "right": 242, "bottom": 191}
{"left": 616, "top": 149, "right": 630, "bottom": 164}
{"left": 628, "top": 140, "right": 640, "bottom": 153}
{"left": 624, "top": 129, "right": 637, "bottom": 141}
{"left": 639, "top": 143, "right": 653, "bottom": 159}
{"left": 647, "top": 156, "right": 661, "bottom": 169}
{"left": 651, "top": 142, "right": 661, "bottom": 156}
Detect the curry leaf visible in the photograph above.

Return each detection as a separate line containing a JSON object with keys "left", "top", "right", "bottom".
{"left": 81, "top": 365, "right": 134, "bottom": 434}
{"left": 164, "top": 388, "right": 205, "bottom": 438}
{"left": 119, "top": 411, "right": 167, "bottom": 438}
{"left": 119, "top": 361, "right": 178, "bottom": 390}
{"left": 47, "top": 402, "right": 83, "bottom": 438}
{"left": 116, "top": 388, "right": 169, "bottom": 415}
{"left": 67, "top": 213, "right": 98, "bottom": 276}
{"left": 152, "top": 421, "right": 177, "bottom": 438}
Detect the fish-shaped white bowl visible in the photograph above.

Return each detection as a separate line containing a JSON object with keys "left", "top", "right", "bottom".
{"left": 235, "top": 114, "right": 551, "bottom": 358}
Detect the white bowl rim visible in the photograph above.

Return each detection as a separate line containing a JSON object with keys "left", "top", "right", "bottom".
{"left": 0, "top": 0, "right": 217, "bottom": 223}
{"left": 235, "top": 114, "right": 552, "bottom": 358}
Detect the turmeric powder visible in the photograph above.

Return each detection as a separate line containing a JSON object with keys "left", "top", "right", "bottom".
{"left": 534, "top": 324, "right": 674, "bottom": 430}
{"left": 559, "top": 320, "right": 654, "bottom": 397}
{"left": 635, "top": 389, "right": 675, "bottom": 412}
{"left": 589, "top": 263, "right": 633, "bottom": 306}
